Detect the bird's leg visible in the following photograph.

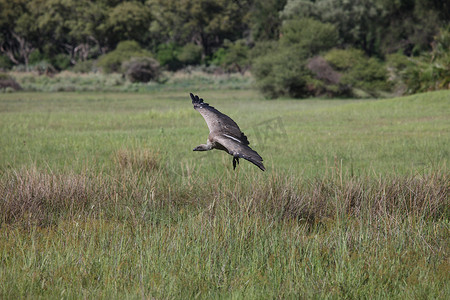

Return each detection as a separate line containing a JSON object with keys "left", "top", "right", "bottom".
{"left": 232, "top": 157, "right": 240, "bottom": 170}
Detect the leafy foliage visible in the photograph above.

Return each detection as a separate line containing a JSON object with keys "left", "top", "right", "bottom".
{"left": 280, "top": 18, "right": 338, "bottom": 55}
{"left": 97, "top": 40, "right": 153, "bottom": 73}
{"left": 149, "top": 0, "right": 251, "bottom": 57}
{"left": 252, "top": 46, "right": 311, "bottom": 98}
{"left": 122, "top": 57, "right": 161, "bottom": 83}
{"left": 211, "top": 39, "right": 250, "bottom": 73}
{"left": 177, "top": 43, "right": 203, "bottom": 66}
{"left": 324, "top": 48, "right": 390, "bottom": 95}
{"left": 1, "top": 0, "right": 449, "bottom": 97}
{"left": 403, "top": 27, "right": 450, "bottom": 93}
{"left": 249, "top": 0, "right": 287, "bottom": 41}
{"left": 156, "top": 43, "right": 182, "bottom": 71}
{"left": 105, "top": 1, "right": 151, "bottom": 45}
{"left": 252, "top": 18, "right": 340, "bottom": 98}
{"left": 280, "top": 0, "right": 446, "bottom": 56}
{"left": 0, "top": 72, "right": 21, "bottom": 91}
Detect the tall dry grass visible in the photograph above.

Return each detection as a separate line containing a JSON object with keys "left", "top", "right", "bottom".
{"left": 1, "top": 161, "right": 447, "bottom": 228}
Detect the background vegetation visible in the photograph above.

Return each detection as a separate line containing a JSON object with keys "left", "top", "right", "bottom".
{"left": 1, "top": 0, "right": 449, "bottom": 98}
{"left": 0, "top": 90, "right": 449, "bottom": 298}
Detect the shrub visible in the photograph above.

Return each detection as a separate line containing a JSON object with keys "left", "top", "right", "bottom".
{"left": 28, "top": 50, "right": 47, "bottom": 65}
{"left": 211, "top": 40, "right": 250, "bottom": 74}
{"left": 251, "top": 19, "right": 341, "bottom": 98}
{"left": 0, "top": 73, "right": 22, "bottom": 91}
{"left": 156, "top": 43, "right": 182, "bottom": 71}
{"left": 306, "top": 56, "right": 351, "bottom": 97}
{"left": 31, "top": 61, "right": 57, "bottom": 75}
{"left": 115, "top": 40, "right": 143, "bottom": 53}
{"left": 210, "top": 48, "right": 226, "bottom": 66}
{"left": 71, "top": 60, "right": 96, "bottom": 73}
{"left": 325, "top": 48, "right": 390, "bottom": 95}
{"left": 51, "top": 54, "right": 71, "bottom": 71}
{"left": 122, "top": 57, "right": 161, "bottom": 83}
{"left": 97, "top": 40, "right": 153, "bottom": 73}
{"left": 252, "top": 46, "right": 312, "bottom": 98}
{"left": 324, "top": 48, "right": 365, "bottom": 71}
{"left": 250, "top": 40, "right": 279, "bottom": 61}
{"left": 0, "top": 55, "right": 12, "bottom": 70}
{"left": 280, "top": 18, "right": 338, "bottom": 55}
{"left": 177, "top": 43, "right": 202, "bottom": 66}
{"left": 400, "top": 26, "right": 450, "bottom": 93}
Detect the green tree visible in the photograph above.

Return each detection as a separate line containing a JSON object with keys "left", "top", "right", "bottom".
{"left": 280, "top": 18, "right": 338, "bottom": 55}
{"left": 324, "top": 48, "right": 390, "bottom": 95}
{"left": 0, "top": 0, "right": 36, "bottom": 69}
{"left": 105, "top": 1, "right": 152, "bottom": 47}
{"left": 156, "top": 43, "right": 182, "bottom": 71}
{"left": 177, "top": 43, "right": 203, "bottom": 66}
{"left": 249, "top": 0, "right": 287, "bottom": 41}
{"left": 280, "top": 0, "right": 445, "bottom": 56}
{"left": 97, "top": 40, "right": 153, "bottom": 73}
{"left": 27, "top": 0, "right": 110, "bottom": 65}
{"left": 148, "top": 0, "right": 251, "bottom": 58}
{"left": 281, "top": 0, "right": 384, "bottom": 56}
{"left": 252, "top": 45, "right": 311, "bottom": 98}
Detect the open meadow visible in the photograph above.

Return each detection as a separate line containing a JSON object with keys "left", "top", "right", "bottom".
{"left": 0, "top": 89, "right": 449, "bottom": 298}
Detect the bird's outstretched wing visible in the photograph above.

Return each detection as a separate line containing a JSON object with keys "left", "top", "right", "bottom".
{"left": 214, "top": 135, "right": 265, "bottom": 171}
{"left": 190, "top": 93, "right": 249, "bottom": 145}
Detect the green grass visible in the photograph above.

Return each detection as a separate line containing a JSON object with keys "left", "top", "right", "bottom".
{"left": 8, "top": 70, "right": 254, "bottom": 93}
{"left": 0, "top": 89, "right": 449, "bottom": 298}
{"left": 1, "top": 90, "right": 448, "bottom": 175}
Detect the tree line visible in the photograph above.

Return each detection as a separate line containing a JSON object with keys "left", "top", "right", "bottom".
{"left": 1, "top": 0, "right": 449, "bottom": 97}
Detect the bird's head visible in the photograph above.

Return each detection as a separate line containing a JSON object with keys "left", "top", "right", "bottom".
{"left": 193, "top": 144, "right": 210, "bottom": 151}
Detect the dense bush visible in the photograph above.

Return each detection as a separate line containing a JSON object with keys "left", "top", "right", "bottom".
{"left": 250, "top": 41, "right": 279, "bottom": 60}
{"left": 400, "top": 27, "right": 450, "bottom": 93}
{"left": 97, "top": 41, "right": 153, "bottom": 73}
{"left": 252, "top": 46, "right": 312, "bottom": 98}
{"left": 122, "top": 57, "right": 161, "bottom": 83}
{"left": 157, "top": 43, "right": 203, "bottom": 70}
{"left": 252, "top": 18, "right": 343, "bottom": 98}
{"left": 177, "top": 43, "right": 203, "bottom": 66}
{"left": 28, "top": 50, "right": 47, "bottom": 66}
{"left": 211, "top": 40, "right": 250, "bottom": 74}
{"left": 0, "top": 55, "right": 13, "bottom": 70}
{"left": 0, "top": 73, "right": 22, "bottom": 91}
{"left": 71, "top": 60, "right": 96, "bottom": 73}
{"left": 27, "top": 50, "right": 71, "bottom": 71}
{"left": 324, "top": 48, "right": 390, "bottom": 96}
{"left": 156, "top": 43, "right": 182, "bottom": 71}
{"left": 51, "top": 54, "right": 71, "bottom": 71}
{"left": 306, "top": 56, "right": 351, "bottom": 97}
{"left": 280, "top": 18, "right": 338, "bottom": 55}
{"left": 177, "top": 43, "right": 202, "bottom": 65}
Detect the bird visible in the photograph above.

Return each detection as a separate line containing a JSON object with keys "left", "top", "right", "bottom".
{"left": 190, "top": 93, "right": 265, "bottom": 171}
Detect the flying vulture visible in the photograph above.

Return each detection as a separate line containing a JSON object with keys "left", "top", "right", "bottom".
{"left": 191, "top": 93, "right": 265, "bottom": 171}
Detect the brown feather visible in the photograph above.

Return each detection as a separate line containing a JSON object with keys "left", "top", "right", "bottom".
{"left": 191, "top": 93, "right": 264, "bottom": 171}
{"left": 191, "top": 93, "right": 249, "bottom": 145}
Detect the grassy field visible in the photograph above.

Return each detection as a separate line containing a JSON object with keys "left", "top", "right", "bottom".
{"left": 0, "top": 89, "right": 449, "bottom": 298}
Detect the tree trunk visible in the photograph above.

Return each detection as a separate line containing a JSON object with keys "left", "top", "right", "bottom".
{"left": 12, "top": 32, "right": 34, "bottom": 71}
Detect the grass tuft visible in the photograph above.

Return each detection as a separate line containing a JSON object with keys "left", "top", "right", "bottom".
{"left": 1, "top": 165, "right": 447, "bottom": 228}
{"left": 114, "top": 148, "right": 160, "bottom": 172}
